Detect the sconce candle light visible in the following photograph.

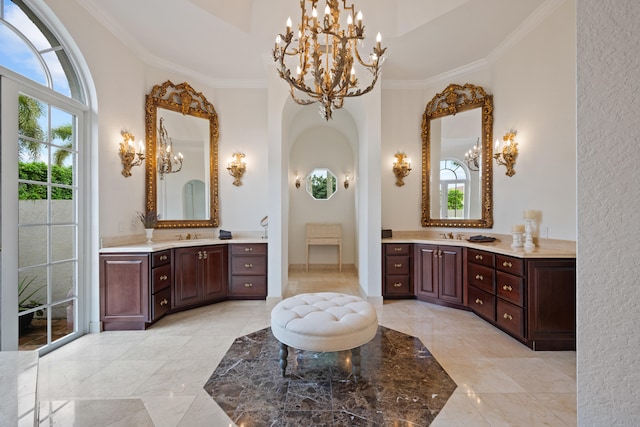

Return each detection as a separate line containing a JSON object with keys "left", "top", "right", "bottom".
{"left": 344, "top": 172, "right": 350, "bottom": 189}
{"left": 227, "top": 152, "right": 247, "bottom": 186}
{"left": 294, "top": 171, "right": 301, "bottom": 189}
{"left": 465, "top": 137, "right": 481, "bottom": 171}
{"left": 119, "top": 130, "right": 145, "bottom": 177}
{"left": 494, "top": 130, "right": 518, "bottom": 177}
{"left": 392, "top": 152, "right": 411, "bottom": 186}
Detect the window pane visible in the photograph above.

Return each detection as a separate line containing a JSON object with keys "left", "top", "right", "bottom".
{"left": 19, "top": 225, "right": 48, "bottom": 267}
{"left": 18, "top": 267, "right": 47, "bottom": 315}
{"left": 42, "top": 50, "right": 71, "bottom": 97}
{"left": 51, "top": 225, "right": 75, "bottom": 262}
{"left": 51, "top": 302, "right": 74, "bottom": 343}
{"left": 51, "top": 262, "right": 75, "bottom": 304}
{"left": 19, "top": 198, "right": 47, "bottom": 225}
{"left": 19, "top": 307, "right": 48, "bottom": 350}
{"left": 0, "top": 21, "right": 47, "bottom": 85}
{"left": 51, "top": 189, "right": 75, "bottom": 223}
{"left": 4, "top": 0, "right": 53, "bottom": 51}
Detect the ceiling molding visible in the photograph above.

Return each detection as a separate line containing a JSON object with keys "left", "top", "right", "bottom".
{"left": 382, "top": 59, "right": 489, "bottom": 90}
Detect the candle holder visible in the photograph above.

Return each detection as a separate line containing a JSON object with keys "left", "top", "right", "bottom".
{"left": 511, "top": 232, "right": 523, "bottom": 248}
{"left": 523, "top": 219, "right": 535, "bottom": 249}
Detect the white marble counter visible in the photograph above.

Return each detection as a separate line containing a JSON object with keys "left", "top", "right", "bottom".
{"left": 383, "top": 231, "right": 575, "bottom": 259}
{"left": 100, "top": 237, "right": 268, "bottom": 254}
{"left": 0, "top": 351, "right": 39, "bottom": 426}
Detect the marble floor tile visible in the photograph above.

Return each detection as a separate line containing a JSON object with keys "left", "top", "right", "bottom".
{"left": 30, "top": 269, "right": 576, "bottom": 426}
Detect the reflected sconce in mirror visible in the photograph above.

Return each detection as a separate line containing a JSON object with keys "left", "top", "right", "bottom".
{"left": 119, "top": 130, "right": 145, "bottom": 177}
{"left": 494, "top": 130, "right": 518, "bottom": 177}
{"left": 344, "top": 172, "right": 350, "bottom": 189}
{"left": 465, "top": 138, "right": 481, "bottom": 172}
{"left": 227, "top": 152, "right": 246, "bottom": 186}
{"left": 392, "top": 152, "right": 411, "bottom": 186}
{"left": 157, "top": 117, "right": 183, "bottom": 180}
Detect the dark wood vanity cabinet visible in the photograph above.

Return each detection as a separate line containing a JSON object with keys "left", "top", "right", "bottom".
{"left": 414, "top": 244, "right": 464, "bottom": 308}
{"left": 99, "top": 249, "right": 172, "bottom": 331}
{"left": 173, "top": 245, "right": 228, "bottom": 309}
{"left": 382, "top": 243, "right": 413, "bottom": 298}
{"left": 228, "top": 243, "right": 267, "bottom": 299}
{"left": 465, "top": 248, "right": 576, "bottom": 350}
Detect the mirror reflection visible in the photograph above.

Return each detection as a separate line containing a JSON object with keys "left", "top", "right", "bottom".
{"left": 306, "top": 168, "right": 337, "bottom": 200}
{"left": 422, "top": 83, "right": 493, "bottom": 228}
{"left": 145, "top": 80, "right": 219, "bottom": 228}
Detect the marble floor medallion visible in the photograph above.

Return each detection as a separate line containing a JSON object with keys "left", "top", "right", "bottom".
{"left": 204, "top": 326, "right": 457, "bottom": 426}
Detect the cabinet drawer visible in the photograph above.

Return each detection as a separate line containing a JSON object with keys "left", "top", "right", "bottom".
{"left": 467, "top": 248, "right": 495, "bottom": 268}
{"left": 468, "top": 285, "right": 495, "bottom": 321}
{"left": 385, "top": 256, "right": 410, "bottom": 275}
{"left": 496, "top": 299, "right": 524, "bottom": 338}
{"left": 151, "top": 264, "right": 172, "bottom": 293}
{"left": 231, "top": 244, "right": 267, "bottom": 255}
{"left": 496, "top": 255, "right": 524, "bottom": 276}
{"left": 385, "top": 243, "right": 411, "bottom": 256}
{"left": 496, "top": 271, "right": 524, "bottom": 306}
{"left": 229, "top": 275, "right": 267, "bottom": 297}
{"left": 467, "top": 263, "right": 494, "bottom": 294}
{"left": 152, "top": 287, "right": 171, "bottom": 321}
{"left": 152, "top": 250, "right": 171, "bottom": 267}
{"left": 231, "top": 255, "right": 266, "bottom": 275}
{"left": 384, "top": 275, "right": 412, "bottom": 296}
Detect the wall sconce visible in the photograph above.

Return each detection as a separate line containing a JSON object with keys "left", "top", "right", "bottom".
{"left": 118, "top": 130, "right": 145, "bottom": 177}
{"left": 157, "top": 117, "right": 183, "bottom": 180}
{"left": 464, "top": 137, "right": 481, "bottom": 171}
{"left": 344, "top": 172, "right": 350, "bottom": 189}
{"left": 227, "top": 152, "right": 247, "bottom": 186}
{"left": 494, "top": 130, "right": 518, "bottom": 177}
{"left": 294, "top": 171, "right": 301, "bottom": 189}
{"left": 392, "top": 152, "right": 412, "bottom": 186}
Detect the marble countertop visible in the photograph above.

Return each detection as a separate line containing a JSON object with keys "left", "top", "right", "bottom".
{"left": 383, "top": 232, "right": 575, "bottom": 259}
{"left": 0, "top": 351, "right": 39, "bottom": 426}
{"left": 100, "top": 237, "right": 268, "bottom": 254}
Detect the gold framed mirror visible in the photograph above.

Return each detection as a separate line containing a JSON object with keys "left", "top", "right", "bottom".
{"left": 145, "top": 80, "right": 219, "bottom": 228}
{"left": 421, "top": 83, "right": 493, "bottom": 228}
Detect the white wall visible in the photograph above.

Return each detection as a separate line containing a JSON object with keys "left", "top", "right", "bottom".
{"left": 577, "top": 1, "right": 640, "bottom": 424}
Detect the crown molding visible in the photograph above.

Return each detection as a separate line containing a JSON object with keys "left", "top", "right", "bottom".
{"left": 382, "top": 59, "right": 489, "bottom": 90}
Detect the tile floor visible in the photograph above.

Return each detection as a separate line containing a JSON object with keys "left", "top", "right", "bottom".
{"left": 36, "top": 269, "right": 576, "bottom": 426}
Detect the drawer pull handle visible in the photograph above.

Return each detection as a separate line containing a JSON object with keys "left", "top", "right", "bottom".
{"left": 198, "top": 251, "right": 208, "bottom": 260}
{"left": 502, "top": 284, "right": 512, "bottom": 291}
{"left": 244, "top": 263, "right": 253, "bottom": 268}
{"left": 244, "top": 247, "right": 253, "bottom": 252}
{"left": 160, "top": 275, "right": 167, "bottom": 281}
{"left": 475, "top": 274, "right": 483, "bottom": 281}
{"left": 475, "top": 254, "right": 483, "bottom": 260}
{"left": 393, "top": 282, "right": 402, "bottom": 288}
{"left": 160, "top": 298, "right": 168, "bottom": 306}
{"left": 198, "top": 251, "right": 202, "bottom": 260}
{"left": 502, "top": 261, "right": 513, "bottom": 268}
{"left": 159, "top": 255, "right": 168, "bottom": 261}
{"left": 394, "top": 247, "right": 402, "bottom": 252}
{"left": 503, "top": 313, "right": 513, "bottom": 320}
{"left": 394, "top": 263, "right": 403, "bottom": 268}
{"left": 244, "top": 283, "right": 253, "bottom": 287}
{"left": 475, "top": 298, "right": 483, "bottom": 305}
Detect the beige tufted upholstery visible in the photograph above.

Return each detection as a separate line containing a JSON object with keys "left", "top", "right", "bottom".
{"left": 271, "top": 292, "right": 378, "bottom": 352}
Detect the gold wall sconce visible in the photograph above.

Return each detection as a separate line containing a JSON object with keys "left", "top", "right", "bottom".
{"left": 294, "top": 171, "right": 301, "bottom": 189}
{"left": 119, "top": 130, "right": 145, "bottom": 177}
{"left": 344, "top": 172, "right": 351, "bottom": 189}
{"left": 494, "top": 130, "right": 518, "bottom": 177}
{"left": 392, "top": 152, "right": 411, "bottom": 186}
{"left": 227, "top": 152, "right": 247, "bottom": 186}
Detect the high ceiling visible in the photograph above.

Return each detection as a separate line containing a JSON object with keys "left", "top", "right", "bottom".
{"left": 76, "top": 0, "right": 548, "bottom": 86}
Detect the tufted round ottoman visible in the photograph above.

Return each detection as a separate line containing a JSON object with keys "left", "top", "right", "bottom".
{"left": 270, "top": 292, "right": 378, "bottom": 380}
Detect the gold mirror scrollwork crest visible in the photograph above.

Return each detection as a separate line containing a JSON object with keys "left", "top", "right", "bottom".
{"left": 421, "top": 83, "right": 493, "bottom": 228}
{"left": 145, "top": 80, "right": 220, "bottom": 228}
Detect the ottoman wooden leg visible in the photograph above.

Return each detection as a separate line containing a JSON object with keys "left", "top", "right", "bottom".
{"left": 351, "top": 346, "right": 361, "bottom": 381}
{"left": 279, "top": 342, "right": 289, "bottom": 376}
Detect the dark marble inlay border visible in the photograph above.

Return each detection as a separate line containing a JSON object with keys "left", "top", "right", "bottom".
{"left": 204, "top": 326, "right": 456, "bottom": 426}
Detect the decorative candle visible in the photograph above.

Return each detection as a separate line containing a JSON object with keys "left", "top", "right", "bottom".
{"left": 523, "top": 210, "right": 535, "bottom": 220}
{"left": 512, "top": 224, "right": 525, "bottom": 233}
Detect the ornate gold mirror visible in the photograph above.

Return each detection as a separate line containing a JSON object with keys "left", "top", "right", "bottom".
{"left": 421, "top": 83, "right": 493, "bottom": 228}
{"left": 145, "top": 80, "right": 219, "bottom": 228}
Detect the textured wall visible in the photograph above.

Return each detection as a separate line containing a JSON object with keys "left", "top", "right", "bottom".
{"left": 577, "top": 1, "right": 640, "bottom": 424}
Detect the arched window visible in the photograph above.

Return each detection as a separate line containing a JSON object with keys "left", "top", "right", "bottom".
{"left": 439, "top": 159, "right": 470, "bottom": 219}
{"left": 1, "top": 0, "right": 89, "bottom": 353}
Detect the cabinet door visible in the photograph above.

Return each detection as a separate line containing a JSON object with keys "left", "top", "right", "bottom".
{"left": 99, "top": 254, "right": 149, "bottom": 329}
{"left": 201, "top": 246, "right": 228, "bottom": 302}
{"left": 414, "top": 244, "right": 438, "bottom": 299}
{"left": 439, "top": 246, "right": 463, "bottom": 304}
{"left": 173, "top": 247, "right": 202, "bottom": 309}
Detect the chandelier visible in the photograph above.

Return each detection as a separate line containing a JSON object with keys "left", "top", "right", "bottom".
{"left": 157, "top": 117, "right": 183, "bottom": 179}
{"left": 273, "top": 0, "right": 387, "bottom": 120}
{"left": 464, "top": 137, "right": 481, "bottom": 171}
